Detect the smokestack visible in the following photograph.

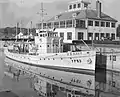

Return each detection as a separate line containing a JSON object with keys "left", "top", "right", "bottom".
{"left": 96, "top": 0, "right": 101, "bottom": 18}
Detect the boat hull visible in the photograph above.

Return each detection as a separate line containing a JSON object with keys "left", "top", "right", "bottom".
{"left": 4, "top": 49, "right": 96, "bottom": 71}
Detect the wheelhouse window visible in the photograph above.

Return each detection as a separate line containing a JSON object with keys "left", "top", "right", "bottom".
{"left": 84, "top": 3, "right": 88, "bottom": 7}
{"left": 60, "top": 32, "right": 64, "bottom": 39}
{"left": 43, "top": 23, "right": 47, "bottom": 29}
{"left": 60, "top": 21, "right": 65, "bottom": 28}
{"left": 88, "top": 20, "right": 93, "bottom": 26}
{"left": 111, "top": 23, "right": 115, "bottom": 28}
{"left": 106, "top": 22, "right": 110, "bottom": 27}
{"left": 69, "top": 5, "right": 72, "bottom": 9}
{"left": 95, "top": 21, "right": 99, "bottom": 26}
{"left": 78, "top": 3, "right": 81, "bottom": 8}
{"left": 101, "top": 21, "right": 105, "bottom": 27}
{"left": 73, "top": 4, "right": 76, "bottom": 9}
{"left": 67, "top": 32, "right": 72, "bottom": 40}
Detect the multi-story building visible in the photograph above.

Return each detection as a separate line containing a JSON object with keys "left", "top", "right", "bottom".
{"left": 37, "top": 0, "right": 118, "bottom": 43}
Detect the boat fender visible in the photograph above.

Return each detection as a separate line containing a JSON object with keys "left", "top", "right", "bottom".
{"left": 87, "top": 58, "right": 92, "bottom": 64}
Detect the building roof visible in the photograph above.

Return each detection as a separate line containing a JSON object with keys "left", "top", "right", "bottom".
{"left": 47, "top": 9, "right": 118, "bottom": 22}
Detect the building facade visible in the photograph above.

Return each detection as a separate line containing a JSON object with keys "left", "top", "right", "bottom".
{"left": 37, "top": 0, "right": 118, "bottom": 43}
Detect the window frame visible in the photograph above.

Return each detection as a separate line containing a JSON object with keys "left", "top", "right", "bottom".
{"left": 78, "top": 3, "right": 81, "bottom": 8}
{"left": 106, "top": 22, "right": 110, "bottom": 27}
{"left": 67, "top": 32, "right": 72, "bottom": 40}
{"left": 60, "top": 32, "right": 64, "bottom": 39}
{"left": 111, "top": 22, "right": 115, "bottom": 28}
{"left": 88, "top": 20, "right": 93, "bottom": 26}
{"left": 73, "top": 4, "right": 76, "bottom": 9}
{"left": 95, "top": 21, "right": 99, "bottom": 26}
{"left": 101, "top": 21, "right": 105, "bottom": 27}
{"left": 69, "top": 5, "right": 72, "bottom": 9}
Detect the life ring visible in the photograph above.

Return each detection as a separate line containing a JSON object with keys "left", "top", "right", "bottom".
{"left": 87, "top": 58, "right": 92, "bottom": 64}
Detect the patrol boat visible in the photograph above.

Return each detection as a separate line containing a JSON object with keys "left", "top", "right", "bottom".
{"left": 4, "top": 28, "right": 96, "bottom": 96}
{"left": 4, "top": 29, "right": 96, "bottom": 72}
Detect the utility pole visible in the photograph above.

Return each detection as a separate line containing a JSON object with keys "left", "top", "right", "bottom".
{"left": 37, "top": 3, "right": 47, "bottom": 30}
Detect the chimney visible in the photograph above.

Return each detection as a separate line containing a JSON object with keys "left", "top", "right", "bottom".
{"left": 96, "top": 0, "right": 101, "bottom": 18}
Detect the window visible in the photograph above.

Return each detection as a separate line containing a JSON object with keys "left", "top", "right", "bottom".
{"left": 47, "top": 22, "right": 52, "bottom": 28}
{"left": 76, "top": 20, "right": 86, "bottom": 28}
{"left": 106, "top": 22, "right": 110, "bottom": 27}
{"left": 111, "top": 23, "right": 115, "bottom": 28}
{"left": 80, "top": 20, "right": 85, "bottom": 28}
{"left": 78, "top": 3, "right": 81, "bottom": 8}
{"left": 111, "top": 33, "right": 115, "bottom": 40}
{"left": 88, "top": 33, "right": 93, "bottom": 40}
{"left": 60, "top": 32, "right": 64, "bottom": 39}
{"left": 67, "top": 32, "right": 72, "bottom": 40}
{"left": 78, "top": 32, "right": 83, "bottom": 40}
{"left": 95, "top": 33, "right": 99, "bottom": 40}
{"left": 101, "top": 22, "right": 105, "bottom": 27}
{"left": 84, "top": 3, "right": 88, "bottom": 7}
{"left": 43, "top": 23, "right": 47, "bottom": 29}
{"left": 95, "top": 21, "right": 99, "bottom": 26}
{"left": 66, "top": 20, "right": 72, "bottom": 27}
{"left": 60, "top": 21, "right": 65, "bottom": 28}
{"left": 88, "top": 20, "right": 93, "bottom": 26}
{"left": 106, "top": 33, "right": 110, "bottom": 38}
{"left": 113, "top": 55, "right": 116, "bottom": 61}
{"left": 68, "top": 94, "right": 71, "bottom": 97}
{"left": 54, "top": 22, "right": 59, "bottom": 28}
{"left": 69, "top": 5, "right": 72, "bottom": 9}
{"left": 73, "top": 4, "right": 76, "bottom": 9}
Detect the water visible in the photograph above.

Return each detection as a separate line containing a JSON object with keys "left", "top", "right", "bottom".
{"left": 1, "top": 42, "right": 120, "bottom": 97}
{"left": 0, "top": 48, "right": 5, "bottom": 89}
{"left": 0, "top": 49, "right": 40, "bottom": 97}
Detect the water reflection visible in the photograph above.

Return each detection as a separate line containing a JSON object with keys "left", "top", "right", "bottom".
{"left": 1, "top": 49, "right": 120, "bottom": 97}
{"left": 95, "top": 68, "right": 120, "bottom": 97}
{"left": 0, "top": 49, "right": 5, "bottom": 88}
{"left": 4, "top": 56, "right": 95, "bottom": 97}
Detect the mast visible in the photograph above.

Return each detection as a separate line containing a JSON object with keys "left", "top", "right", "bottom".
{"left": 30, "top": 21, "right": 32, "bottom": 34}
{"left": 16, "top": 22, "right": 19, "bottom": 41}
{"left": 20, "top": 20, "right": 22, "bottom": 33}
{"left": 37, "top": 3, "right": 47, "bottom": 30}
{"left": 20, "top": 0, "right": 24, "bottom": 33}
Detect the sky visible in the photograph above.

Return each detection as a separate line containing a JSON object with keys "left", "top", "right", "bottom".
{"left": 0, "top": 0, "right": 119, "bottom": 28}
